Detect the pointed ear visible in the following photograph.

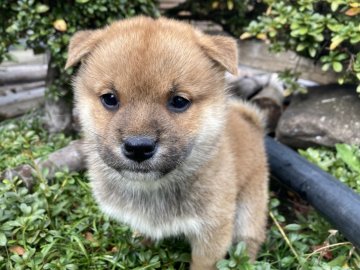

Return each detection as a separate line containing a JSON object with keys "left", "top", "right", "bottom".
{"left": 65, "top": 30, "right": 104, "bottom": 69}
{"left": 197, "top": 34, "right": 238, "bottom": 75}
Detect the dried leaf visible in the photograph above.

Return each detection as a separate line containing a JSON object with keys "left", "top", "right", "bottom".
{"left": 110, "top": 246, "right": 119, "bottom": 253}
{"left": 85, "top": 232, "right": 94, "bottom": 242}
{"left": 211, "top": 1, "right": 219, "bottom": 9}
{"left": 53, "top": 19, "right": 67, "bottom": 32}
{"left": 240, "top": 32, "right": 252, "bottom": 40}
{"left": 345, "top": 7, "right": 360, "bottom": 16}
{"left": 312, "top": 243, "right": 333, "bottom": 260}
{"left": 256, "top": 33, "right": 267, "bottom": 41}
{"left": 9, "top": 245, "right": 25, "bottom": 255}
{"left": 330, "top": 36, "right": 344, "bottom": 50}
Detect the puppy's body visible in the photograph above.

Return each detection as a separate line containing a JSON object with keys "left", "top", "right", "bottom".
{"left": 66, "top": 17, "right": 268, "bottom": 269}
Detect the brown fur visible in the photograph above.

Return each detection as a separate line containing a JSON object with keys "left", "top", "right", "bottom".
{"left": 66, "top": 16, "right": 268, "bottom": 270}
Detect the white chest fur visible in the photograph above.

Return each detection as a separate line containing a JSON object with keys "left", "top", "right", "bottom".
{"left": 98, "top": 199, "right": 203, "bottom": 240}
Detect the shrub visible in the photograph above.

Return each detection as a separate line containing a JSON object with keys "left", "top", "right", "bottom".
{"left": 242, "top": 0, "right": 360, "bottom": 92}
{"left": 0, "top": 0, "right": 160, "bottom": 100}
{"left": 166, "top": 0, "right": 266, "bottom": 36}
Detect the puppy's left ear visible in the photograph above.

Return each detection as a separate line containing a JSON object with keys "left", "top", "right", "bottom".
{"left": 65, "top": 29, "right": 104, "bottom": 69}
{"left": 197, "top": 33, "right": 238, "bottom": 75}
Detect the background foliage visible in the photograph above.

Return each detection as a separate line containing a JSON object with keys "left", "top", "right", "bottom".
{"left": 166, "top": 0, "right": 265, "bottom": 36}
{"left": 242, "top": 0, "right": 360, "bottom": 92}
{"left": 0, "top": 0, "right": 159, "bottom": 100}
{"left": 169, "top": 0, "right": 360, "bottom": 92}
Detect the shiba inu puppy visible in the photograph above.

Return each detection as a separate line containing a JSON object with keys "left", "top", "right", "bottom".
{"left": 66, "top": 16, "right": 268, "bottom": 270}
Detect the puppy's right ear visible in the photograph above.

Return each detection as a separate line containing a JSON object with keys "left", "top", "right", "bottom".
{"left": 65, "top": 30, "right": 103, "bottom": 69}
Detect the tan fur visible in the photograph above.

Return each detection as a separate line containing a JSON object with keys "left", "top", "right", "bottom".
{"left": 67, "top": 16, "right": 268, "bottom": 270}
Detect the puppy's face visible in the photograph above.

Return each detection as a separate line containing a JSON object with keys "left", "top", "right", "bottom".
{"left": 66, "top": 17, "right": 238, "bottom": 179}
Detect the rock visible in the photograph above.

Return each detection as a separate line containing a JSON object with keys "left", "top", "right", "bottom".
{"left": 237, "top": 40, "right": 340, "bottom": 84}
{"left": 43, "top": 98, "right": 72, "bottom": 133}
{"left": 252, "top": 85, "right": 283, "bottom": 134}
{"left": 227, "top": 71, "right": 284, "bottom": 133}
{"left": 228, "top": 76, "right": 263, "bottom": 99}
{"left": 276, "top": 84, "right": 360, "bottom": 148}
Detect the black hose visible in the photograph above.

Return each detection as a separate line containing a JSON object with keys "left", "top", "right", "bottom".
{"left": 265, "top": 136, "right": 360, "bottom": 249}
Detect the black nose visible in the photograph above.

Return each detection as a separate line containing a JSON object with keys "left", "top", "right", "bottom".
{"left": 122, "top": 136, "right": 157, "bottom": 162}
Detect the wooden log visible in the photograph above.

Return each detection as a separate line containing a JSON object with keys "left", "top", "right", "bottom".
{"left": 1, "top": 50, "right": 47, "bottom": 67}
{"left": 0, "top": 64, "right": 47, "bottom": 85}
{"left": 266, "top": 136, "right": 360, "bottom": 249}
{"left": 0, "top": 81, "right": 45, "bottom": 96}
{"left": 0, "top": 87, "right": 45, "bottom": 120}
{"left": 1, "top": 140, "right": 86, "bottom": 189}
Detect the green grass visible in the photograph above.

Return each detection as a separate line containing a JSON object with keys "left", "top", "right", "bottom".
{"left": 0, "top": 115, "right": 359, "bottom": 269}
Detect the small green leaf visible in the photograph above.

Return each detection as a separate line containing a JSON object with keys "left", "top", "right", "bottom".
{"left": 35, "top": 4, "right": 49, "bottom": 13}
{"left": 0, "top": 233, "right": 7, "bottom": 246}
{"left": 296, "top": 43, "right": 306, "bottom": 52}
{"left": 228, "top": 259, "right": 237, "bottom": 267}
{"left": 20, "top": 203, "right": 32, "bottom": 215}
{"left": 331, "top": 2, "right": 339, "bottom": 12}
{"left": 298, "top": 27, "right": 308, "bottom": 35}
{"left": 71, "top": 235, "right": 88, "bottom": 258}
{"left": 328, "top": 254, "right": 347, "bottom": 266}
{"left": 327, "top": 23, "right": 342, "bottom": 32}
{"left": 332, "top": 62, "right": 343, "bottom": 72}
{"left": 322, "top": 63, "right": 330, "bottom": 71}
{"left": 309, "top": 47, "right": 316, "bottom": 57}
{"left": 284, "top": 224, "right": 302, "bottom": 231}
{"left": 234, "top": 242, "right": 246, "bottom": 257}
{"left": 335, "top": 53, "right": 348, "bottom": 61}
{"left": 336, "top": 144, "right": 360, "bottom": 173}
{"left": 216, "top": 259, "right": 230, "bottom": 268}
{"left": 280, "top": 256, "right": 295, "bottom": 267}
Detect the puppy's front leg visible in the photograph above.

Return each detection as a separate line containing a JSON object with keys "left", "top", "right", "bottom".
{"left": 189, "top": 221, "right": 233, "bottom": 270}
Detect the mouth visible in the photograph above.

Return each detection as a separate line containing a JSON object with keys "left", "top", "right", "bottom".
{"left": 124, "top": 165, "right": 155, "bottom": 174}
{"left": 99, "top": 146, "right": 166, "bottom": 175}
{"left": 98, "top": 140, "right": 192, "bottom": 179}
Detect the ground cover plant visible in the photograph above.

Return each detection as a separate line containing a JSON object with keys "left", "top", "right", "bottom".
{"left": 0, "top": 115, "right": 359, "bottom": 269}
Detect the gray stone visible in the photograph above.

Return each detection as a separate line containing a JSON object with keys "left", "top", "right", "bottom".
{"left": 276, "top": 85, "right": 360, "bottom": 148}
{"left": 43, "top": 98, "right": 72, "bottom": 133}
{"left": 237, "top": 40, "right": 340, "bottom": 84}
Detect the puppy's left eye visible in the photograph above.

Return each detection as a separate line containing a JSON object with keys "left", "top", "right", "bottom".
{"left": 100, "top": 93, "right": 119, "bottom": 110}
{"left": 168, "top": 95, "right": 191, "bottom": 112}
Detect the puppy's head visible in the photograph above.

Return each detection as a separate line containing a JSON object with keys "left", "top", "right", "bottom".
{"left": 66, "top": 17, "right": 238, "bottom": 180}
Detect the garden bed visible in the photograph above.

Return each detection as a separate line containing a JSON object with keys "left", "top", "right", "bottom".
{"left": 0, "top": 115, "right": 359, "bottom": 269}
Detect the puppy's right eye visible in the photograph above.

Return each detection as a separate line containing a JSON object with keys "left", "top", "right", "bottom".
{"left": 100, "top": 93, "right": 119, "bottom": 110}
{"left": 167, "top": 95, "right": 191, "bottom": 113}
